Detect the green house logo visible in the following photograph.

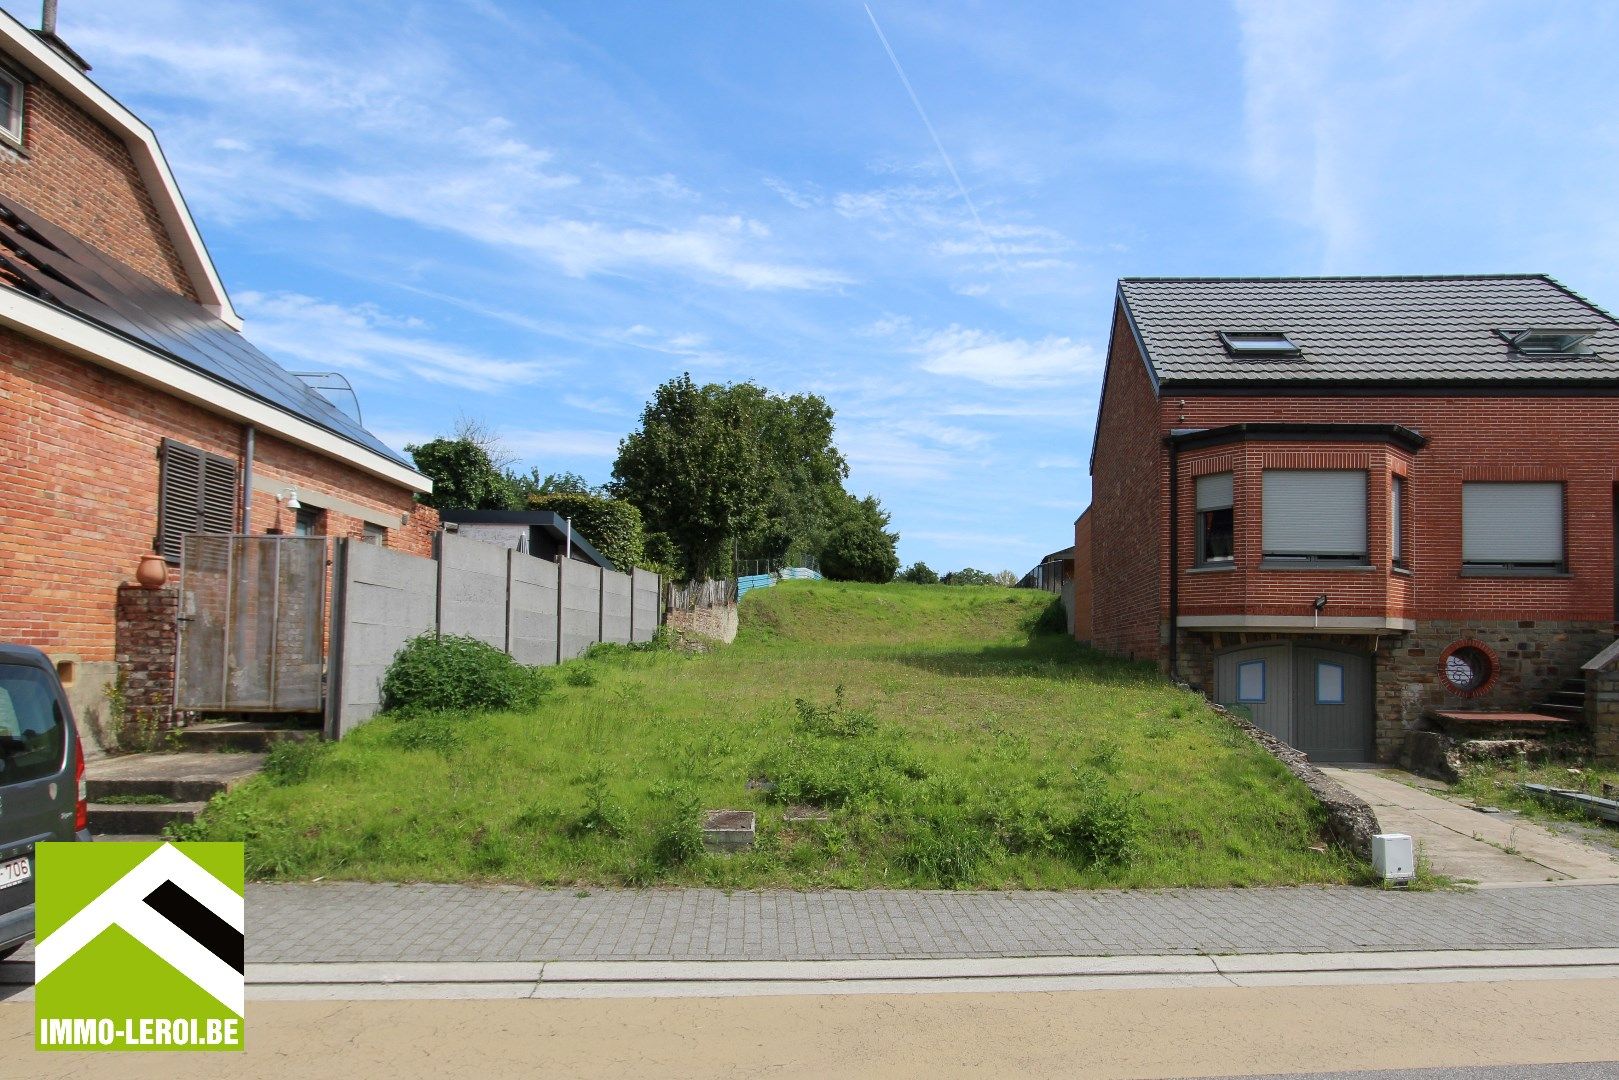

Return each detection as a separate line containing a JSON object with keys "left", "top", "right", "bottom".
{"left": 33, "top": 841, "right": 244, "bottom": 1052}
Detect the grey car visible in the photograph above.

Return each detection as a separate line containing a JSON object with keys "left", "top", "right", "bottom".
{"left": 0, "top": 644, "right": 92, "bottom": 960}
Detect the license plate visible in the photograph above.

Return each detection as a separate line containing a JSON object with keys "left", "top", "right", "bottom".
{"left": 0, "top": 857, "right": 30, "bottom": 891}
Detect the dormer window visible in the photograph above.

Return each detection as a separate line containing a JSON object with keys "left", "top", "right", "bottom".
{"left": 1497, "top": 328, "right": 1597, "bottom": 356}
{"left": 1218, "top": 331, "right": 1300, "bottom": 358}
{"left": 0, "top": 67, "right": 23, "bottom": 147}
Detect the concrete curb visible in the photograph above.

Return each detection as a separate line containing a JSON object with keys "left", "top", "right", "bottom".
{"left": 9, "top": 949, "right": 1618, "bottom": 1002}
{"left": 234, "top": 948, "right": 1619, "bottom": 1000}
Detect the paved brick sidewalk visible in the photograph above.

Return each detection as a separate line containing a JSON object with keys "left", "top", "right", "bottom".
{"left": 243, "top": 882, "right": 1619, "bottom": 963}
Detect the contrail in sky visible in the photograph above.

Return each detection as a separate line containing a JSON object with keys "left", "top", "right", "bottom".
{"left": 863, "top": 4, "right": 1010, "bottom": 276}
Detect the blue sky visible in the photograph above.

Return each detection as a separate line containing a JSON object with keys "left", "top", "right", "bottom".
{"left": 49, "top": 0, "right": 1619, "bottom": 574}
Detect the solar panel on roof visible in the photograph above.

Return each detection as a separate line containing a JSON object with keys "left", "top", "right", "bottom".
{"left": 0, "top": 193, "right": 413, "bottom": 469}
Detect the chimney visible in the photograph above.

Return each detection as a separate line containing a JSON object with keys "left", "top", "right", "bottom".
{"left": 37, "top": 1, "right": 92, "bottom": 73}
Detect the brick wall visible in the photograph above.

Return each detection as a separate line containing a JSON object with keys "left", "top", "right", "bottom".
{"left": 1164, "top": 392, "right": 1618, "bottom": 624}
{"left": 1089, "top": 309, "right": 1164, "bottom": 660}
{"left": 1174, "top": 439, "right": 1417, "bottom": 624}
{"left": 114, "top": 583, "right": 176, "bottom": 731}
{"left": 0, "top": 77, "right": 196, "bottom": 299}
{"left": 0, "top": 328, "right": 429, "bottom": 663}
{"left": 1071, "top": 509, "right": 1093, "bottom": 643}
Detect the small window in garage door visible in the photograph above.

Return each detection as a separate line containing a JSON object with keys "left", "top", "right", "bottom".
{"left": 1236, "top": 660, "right": 1266, "bottom": 702}
{"left": 1315, "top": 661, "right": 1345, "bottom": 704}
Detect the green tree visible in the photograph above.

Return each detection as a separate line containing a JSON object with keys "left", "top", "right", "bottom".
{"left": 527, "top": 491, "right": 646, "bottom": 571}
{"left": 406, "top": 416, "right": 520, "bottom": 510}
{"left": 610, "top": 374, "right": 774, "bottom": 579}
{"left": 897, "top": 561, "right": 939, "bottom": 584}
{"left": 820, "top": 492, "right": 900, "bottom": 583}
{"left": 943, "top": 568, "right": 996, "bottom": 586}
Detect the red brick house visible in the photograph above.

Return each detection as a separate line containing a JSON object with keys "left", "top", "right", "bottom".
{"left": 0, "top": 13, "right": 433, "bottom": 736}
{"left": 1079, "top": 275, "right": 1619, "bottom": 762}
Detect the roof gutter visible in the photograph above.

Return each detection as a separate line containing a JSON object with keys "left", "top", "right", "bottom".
{"left": 0, "top": 286, "right": 430, "bottom": 493}
{"left": 1166, "top": 422, "right": 1428, "bottom": 453}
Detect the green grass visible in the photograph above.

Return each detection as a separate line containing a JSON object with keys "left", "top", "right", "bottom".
{"left": 180, "top": 580, "right": 1369, "bottom": 888}
{"left": 1449, "top": 755, "right": 1619, "bottom": 832}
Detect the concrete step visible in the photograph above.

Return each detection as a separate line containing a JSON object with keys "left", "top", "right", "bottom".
{"left": 87, "top": 801, "right": 206, "bottom": 834}
{"left": 174, "top": 721, "right": 316, "bottom": 753}
{"left": 86, "top": 751, "right": 266, "bottom": 802}
{"left": 1531, "top": 702, "right": 1585, "bottom": 719}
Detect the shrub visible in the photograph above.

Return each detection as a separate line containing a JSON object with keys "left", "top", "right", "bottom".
{"left": 900, "top": 805, "right": 996, "bottom": 887}
{"left": 1059, "top": 783, "right": 1140, "bottom": 868}
{"left": 569, "top": 765, "right": 628, "bottom": 839}
{"left": 649, "top": 787, "right": 705, "bottom": 869}
{"left": 527, "top": 492, "right": 646, "bottom": 571}
{"left": 263, "top": 739, "right": 331, "bottom": 786}
{"left": 380, "top": 633, "right": 550, "bottom": 716}
{"left": 792, "top": 685, "right": 875, "bottom": 738}
{"left": 896, "top": 561, "right": 939, "bottom": 585}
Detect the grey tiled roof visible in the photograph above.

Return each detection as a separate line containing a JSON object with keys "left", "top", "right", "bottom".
{"left": 1118, "top": 275, "right": 1619, "bottom": 384}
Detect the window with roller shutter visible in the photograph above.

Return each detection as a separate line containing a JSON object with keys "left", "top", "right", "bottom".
{"left": 155, "top": 438, "right": 239, "bottom": 563}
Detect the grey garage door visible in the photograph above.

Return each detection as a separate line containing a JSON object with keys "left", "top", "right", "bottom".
{"left": 1214, "top": 643, "right": 1373, "bottom": 762}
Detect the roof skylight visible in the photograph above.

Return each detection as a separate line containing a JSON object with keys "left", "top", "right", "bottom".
{"left": 1497, "top": 328, "right": 1598, "bottom": 356}
{"left": 1218, "top": 331, "right": 1301, "bottom": 358}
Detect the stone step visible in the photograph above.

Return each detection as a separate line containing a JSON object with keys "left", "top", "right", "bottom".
{"left": 174, "top": 721, "right": 317, "bottom": 753}
{"left": 86, "top": 751, "right": 266, "bottom": 802}
{"left": 1531, "top": 702, "right": 1585, "bottom": 719}
{"left": 1546, "top": 689, "right": 1586, "bottom": 706}
{"left": 87, "top": 801, "right": 205, "bottom": 835}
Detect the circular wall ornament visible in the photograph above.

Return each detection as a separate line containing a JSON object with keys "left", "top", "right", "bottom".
{"left": 1439, "top": 639, "right": 1498, "bottom": 697}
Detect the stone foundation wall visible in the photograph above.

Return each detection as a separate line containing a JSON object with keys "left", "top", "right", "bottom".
{"left": 1590, "top": 658, "right": 1619, "bottom": 764}
{"left": 1382, "top": 619, "right": 1610, "bottom": 742}
{"left": 114, "top": 584, "right": 178, "bottom": 734}
{"left": 1179, "top": 620, "right": 1609, "bottom": 763}
{"left": 665, "top": 603, "right": 738, "bottom": 644}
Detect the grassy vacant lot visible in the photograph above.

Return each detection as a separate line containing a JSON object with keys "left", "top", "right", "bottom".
{"left": 184, "top": 581, "right": 1367, "bottom": 888}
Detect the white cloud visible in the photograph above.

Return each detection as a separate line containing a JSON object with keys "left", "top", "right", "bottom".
{"left": 1035, "top": 455, "right": 1081, "bottom": 470}
{"left": 500, "top": 429, "right": 623, "bottom": 460}
{"left": 69, "top": 7, "right": 847, "bottom": 292}
{"left": 237, "top": 291, "right": 552, "bottom": 393}
{"left": 914, "top": 326, "right": 1099, "bottom": 389}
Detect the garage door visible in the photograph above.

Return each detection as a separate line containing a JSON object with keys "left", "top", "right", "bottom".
{"left": 1214, "top": 643, "right": 1373, "bottom": 762}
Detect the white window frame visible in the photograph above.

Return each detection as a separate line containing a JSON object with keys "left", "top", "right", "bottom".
{"left": 0, "top": 67, "right": 24, "bottom": 147}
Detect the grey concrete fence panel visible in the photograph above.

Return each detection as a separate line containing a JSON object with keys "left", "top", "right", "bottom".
{"left": 559, "top": 558, "right": 603, "bottom": 661}
{"left": 436, "top": 532, "right": 509, "bottom": 649}
{"left": 326, "top": 540, "right": 439, "bottom": 738}
{"left": 327, "top": 534, "right": 660, "bottom": 735}
{"left": 507, "top": 550, "right": 560, "bottom": 667}
{"left": 630, "top": 568, "right": 659, "bottom": 643}
{"left": 600, "top": 568, "right": 633, "bottom": 645}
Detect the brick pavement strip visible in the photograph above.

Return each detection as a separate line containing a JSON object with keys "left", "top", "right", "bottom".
{"left": 242, "top": 883, "right": 1619, "bottom": 964}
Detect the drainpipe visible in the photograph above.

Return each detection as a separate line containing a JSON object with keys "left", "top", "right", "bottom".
{"left": 240, "top": 425, "right": 255, "bottom": 533}
{"left": 1167, "top": 435, "right": 1180, "bottom": 679}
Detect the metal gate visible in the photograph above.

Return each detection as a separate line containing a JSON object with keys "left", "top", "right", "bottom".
{"left": 176, "top": 535, "right": 327, "bottom": 713}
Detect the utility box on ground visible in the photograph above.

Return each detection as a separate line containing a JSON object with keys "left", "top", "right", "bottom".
{"left": 1372, "top": 833, "right": 1415, "bottom": 883}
